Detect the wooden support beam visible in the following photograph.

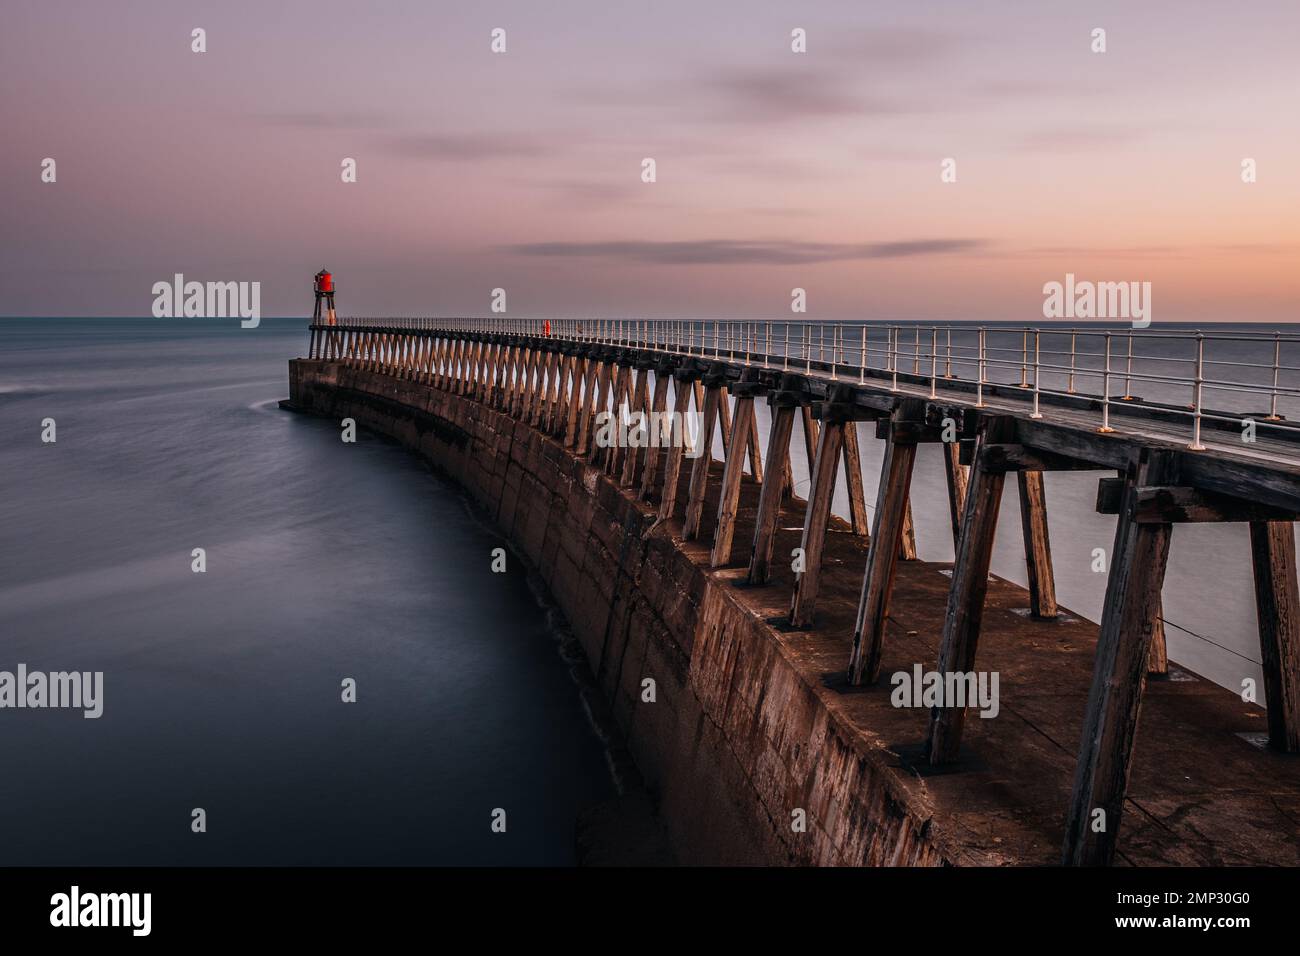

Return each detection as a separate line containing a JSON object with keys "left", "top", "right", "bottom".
{"left": 1147, "top": 614, "right": 1168, "bottom": 676}
{"left": 504, "top": 343, "right": 518, "bottom": 406}
{"left": 781, "top": 434, "right": 794, "bottom": 499}
{"left": 943, "top": 442, "right": 969, "bottom": 550}
{"left": 925, "top": 417, "right": 1018, "bottom": 759}
{"left": 1097, "top": 482, "right": 1300, "bottom": 524}
{"left": 717, "top": 387, "right": 732, "bottom": 459}
{"left": 511, "top": 345, "right": 527, "bottom": 411}
{"left": 453, "top": 339, "right": 467, "bottom": 394}
{"left": 841, "top": 423, "right": 870, "bottom": 537}
{"left": 532, "top": 350, "right": 553, "bottom": 426}
{"left": 1017, "top": 470, "right": 1059, "bottom": 619}
{"left": 801, "top": 405, "right": 819, "bottom": 476}
{"left": 1249, "top": 520, "right": 1300, "bottom": 752}
{"left": 606, "top": 365, "right": 631, "bottom": 474}
{"left": 1100, "top": 473, "right": 1170, "bottom": 674}
{"left": 899, "top": 502, "right": 918, "bottom": 561}
{"left": 683, "top": 385, "right": 723, "bottom": 540}
{"left": 622, "top": 367, "right": 649, "bottom": 487}
{"left": 591, "top": 361, "right": 615, "bottom": 462}
{"left": 847, "top": 405, "right": 923, "bottom": 685}
{"left": 1138, "top": 486, "right": 1298, "bottom": 524}
{"left": 640, "top": 371, "right": 671, "bottom": 500}
{"left": 980, "top": 443, "right": 1098, "bottom": 472}
{"left": 454, "top": 338, "right": 470, "bottom": 395}
{"left": 546, "top": 353, "right": 566, "bottom": 433}
{"left": 747, "top": 408, "right": 764, "bottom": 482}
{"left": 574, "top": 360, "right": 601, "bottom": 453}
{"left": 693, "top": 381, "right": 707, "bottom": 455}
{"left": 788, "top": 420, "right": 845, "bottom": 628}
{"left": 522, "top": 348, "right": 541, "bottom": 419}
{"left": 478, "top": 341, "right": 493, "bottom": 401}
{"left": 564, "top": 357, "right": 587, "bottom": 448}
{"left": 748, "top": 404, "right": 796, "bottom": 585}
{"left": 1062, "top": 450, "right": 1177, "bottom": 866}
{"left": 711, "top": 395, "right": 756, "bottom": 567}
{"left": 657, "top": 377, "right": 695, "bottom": 519}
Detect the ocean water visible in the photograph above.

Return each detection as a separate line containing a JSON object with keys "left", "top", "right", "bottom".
{"left": 0, "top": 318, "right": 616, "bottom": 866}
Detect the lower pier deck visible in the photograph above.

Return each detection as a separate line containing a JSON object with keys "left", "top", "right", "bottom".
{"left": 659, "top": 458, "right": 1300, "bottom": 866}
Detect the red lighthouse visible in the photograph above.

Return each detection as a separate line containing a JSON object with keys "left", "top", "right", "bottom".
{"left": 313, "top": 269, "right": 337, "bottom": 325}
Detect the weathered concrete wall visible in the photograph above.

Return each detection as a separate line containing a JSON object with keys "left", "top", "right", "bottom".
{"left": 288, "top": 359, "right": 955, "bottom": 866}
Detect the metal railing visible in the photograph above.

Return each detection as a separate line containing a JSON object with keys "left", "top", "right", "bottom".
{"left": 315, "top": 318, "right": 1300, "bottom": 452}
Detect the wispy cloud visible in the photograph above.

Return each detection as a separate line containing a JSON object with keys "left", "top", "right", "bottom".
{"left": 388, "top": 133, "right": 548, "bottom": 161}
{"left": 252, "top": 111, "right": 393, "bottom": 130}
{"left": 504, "top": 238, "right": 985, "bottom": 265}
{"left": 1018, "top": 126, "right": 1146, "bottom": 152}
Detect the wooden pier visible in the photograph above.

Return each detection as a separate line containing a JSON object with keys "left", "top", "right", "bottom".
{"left": 303, "top": 317, "right": 1300, "bottom": 866}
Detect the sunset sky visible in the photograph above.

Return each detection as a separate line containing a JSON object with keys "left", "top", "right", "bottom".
{"left": 4, "top": 0, "right": 1298, "bottom": 321}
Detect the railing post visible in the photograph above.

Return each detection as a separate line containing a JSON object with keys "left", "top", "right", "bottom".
{"left": 1068, "top": 329, "right": 1077, "bottom": 393}
{"left": 1122, "top": 332, "right": 1134, "bottom": 400}
{"left": 975, "top": 327, "right": 986, "bottom": 407}
{"left": 1099, "top": 333, "right": 1114, "bottom": 433}
{"left": 1190, "top": 333, "right": 1206, "bottom": 450}
{"left": 1269, "top": 331, "right": 1282, "bottom": 420}
{"left": 860, "top": 325, "right": 867, "bottom": 384}
{"left": 1020, "top": 328, "right": 1029, "bottom": 387}
{"left": 890, "top": 327, "right": 898, "bottom": 391}
{"left": 1031, "top": 329, "right": 1043, "bottom": 419}
{"left": 930, "top": 327, "right": 938, "bottom": 399}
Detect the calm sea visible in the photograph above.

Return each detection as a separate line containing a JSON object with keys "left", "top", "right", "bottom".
{"left": 0, "top": 318, "right": 616, "bottom": 865}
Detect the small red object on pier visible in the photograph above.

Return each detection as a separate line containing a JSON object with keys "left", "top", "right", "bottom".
{"left": 312, "top": 269, "right": 337, "bottom": 326}
{"left": 543, "top": 320, "right": 551, "bottom": 336}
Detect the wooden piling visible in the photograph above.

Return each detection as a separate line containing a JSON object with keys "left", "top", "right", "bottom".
{"left": 1062, "top": 449, "right": 1177, "bottom": 866}
{"left": 711, "top": 393, "right": 756, "bottom": 567}
{"left": 841, "top": 423, "right": 871, "bottom": 537}
{"left": 943, "top": 442, "right": 969, "bottom": 549}
{"left": 564, "top": 357, "right": 587, "bottom": 448}
{"left": 658, "top": 377, "right": 695, "bottom": 519}
{"left": 847, "top": 403, "right": 923, "bottom": 685}
{"left": 1017, "top": 470, "right": 1059, "bottom": 619}
{"left": 925, "top": 417, "right": 1018, "bottom": 760}
{"left": 899, "top": 504, "right": 918, "bottom": 560}
{"left": 1249, "top": 520, "right": 1300, "bottom": 752}
{"left": 788, "top": 418, "right": 845, "bottom": 628}
{"left": 683, "top": 384, "right": 722, "bottom": 540}
{"left": 747, "top": 408, "right": 764, "bottom": 482}
{"left": 749, "top": 403, "right": 796, "bottom": 585}
{"left": 608, "top": 364, "right": 632, "bottom": 475}
{"left": 621, "top": 367, "right": 650, "bottom": 488}
{"left": 801, "top": 405, "right": 819, "bottom": 476}
{"left": 717, "top": 387, "right": 732, "bottom": 460}
{"left": 640, "top": 371, "right": 671, "bottom": 501}
{"left": 574, "top": 359, "right": 601, "bottom": 454}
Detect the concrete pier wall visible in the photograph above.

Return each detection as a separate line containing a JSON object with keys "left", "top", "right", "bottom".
{"left": 288, "top": 359, "right": 955, "bottom": 866}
